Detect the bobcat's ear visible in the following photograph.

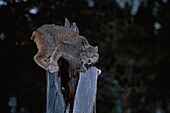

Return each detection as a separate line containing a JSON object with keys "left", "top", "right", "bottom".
{"left": 71, "top": 22, "right": 79, "bottom": 34}
{"left": 81, "top": 45, "right": 86, "bottom": 51}
{"left": 64, "top": 17, "right": 71, "bottom": 28}
{"left": 94, "top": 46, "right": 98, "bottom": 52}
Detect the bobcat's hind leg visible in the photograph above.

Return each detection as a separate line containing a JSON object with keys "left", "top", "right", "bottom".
{"left": 34, "top": 50, "right": 50, "bottom": 70}
{"left": 48, "top": 45, "right": 63, "bottom": 73}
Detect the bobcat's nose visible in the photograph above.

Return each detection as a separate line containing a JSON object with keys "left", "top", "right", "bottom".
{"left": 87, "top": 60, "right": 91, "bottom": 65}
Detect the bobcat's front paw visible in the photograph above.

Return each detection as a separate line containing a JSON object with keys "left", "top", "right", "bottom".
{"left": 48, "top": 62, "right": 59, "bottom": 73}
{"left": 76, "top": 65, "right": 87, "bottom": 72}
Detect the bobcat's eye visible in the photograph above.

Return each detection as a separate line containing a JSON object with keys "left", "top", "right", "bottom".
{"left": 92, "top": 55, "right": 97, "bottom": 58}
{"left": 81, "top": 49, "right": 87, "bottom": 52}
{"left": 47, "top": 55, "right": 51, "bottom": 58}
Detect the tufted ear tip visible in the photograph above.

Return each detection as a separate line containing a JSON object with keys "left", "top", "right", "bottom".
{"left": 71, "top": 22, "right": 79, "bottom": 35}
{"left": 64, "top": 17, "right": 70, "bottom": 28}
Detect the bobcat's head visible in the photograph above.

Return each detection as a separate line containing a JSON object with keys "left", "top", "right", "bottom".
{"left": 80, "top": 45, "right": 99, "bottom": 65}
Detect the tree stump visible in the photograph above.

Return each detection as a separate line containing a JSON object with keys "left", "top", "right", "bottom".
{"left": 46, "top": 71, "right": 65, "bottom": 113}
{"left": 46, "top": 67, "right": 101, "bottom": 113}
{"left": 73, "top": 67, "right": 101, "bottom": 113}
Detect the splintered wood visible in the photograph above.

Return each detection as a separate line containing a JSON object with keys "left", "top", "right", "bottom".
{"left": 73, "top": 67, "right": 101, "bottom": 113}
{"left": 46, "top": 67, "right": 101, "bottom": 113}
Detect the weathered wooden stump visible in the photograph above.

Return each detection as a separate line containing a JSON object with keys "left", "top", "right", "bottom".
{"left": 46, "top": 72, "right": 65, "bottom": 113}
{"left": 73, "top": 67, "right": 101, "bottom": 113}
{"left": 46, "top": 67, "right": 101, "bottom": 113}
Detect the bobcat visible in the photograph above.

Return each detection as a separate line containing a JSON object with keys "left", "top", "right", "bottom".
{"left": 31, "top": 24, "right": 99, "bottom": 73}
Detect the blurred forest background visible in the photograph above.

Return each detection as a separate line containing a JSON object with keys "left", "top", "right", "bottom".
{"left": 0, "top": 0, "right": 170, "bottom": 113}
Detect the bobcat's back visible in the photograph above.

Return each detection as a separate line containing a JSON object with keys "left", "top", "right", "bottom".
{"left": 32, "top": 24, "right": 85, "bottom": 57}
{"left": 36, "top": 24, "right": 85, "bottom": 45}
